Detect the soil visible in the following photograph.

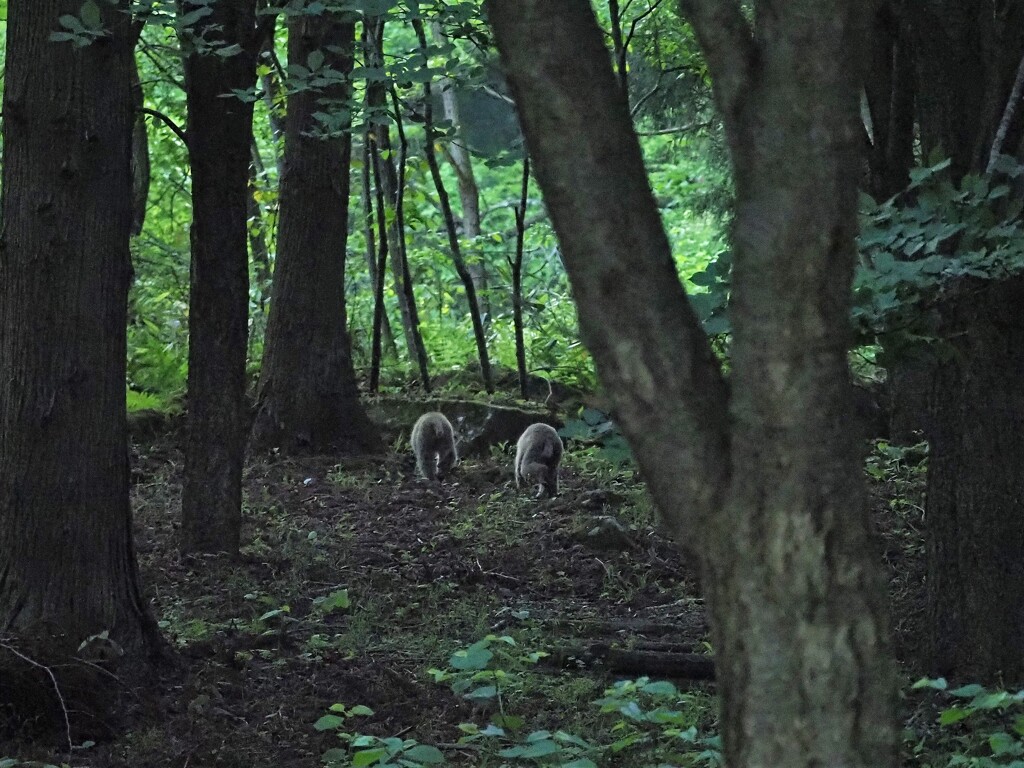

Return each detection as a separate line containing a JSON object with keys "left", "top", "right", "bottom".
{"left": 1, "top": 407, "right": 709, "bottom": 767}
{"left": 0, "top": 401, "right": 929, "bottom": 768}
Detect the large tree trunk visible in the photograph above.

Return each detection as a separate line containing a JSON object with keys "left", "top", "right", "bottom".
{"left": 0, "top": 0, "right": 158, "bottom": 667}
{"left": 924, "top": 277, "right": 1024, "bottom": 680}
{"left": 486, "top": 2, "right": 897, "bottom": 766}
{"left": 889, "top": 5, "right": 1024, "bottom": 680}
{"left": 251, "top": 13, "right": 380, "bottom": 453}
{"left": 909, "top": 1, "right": 1024, "bottom": 181}
{"left": 179, "top": 0, "right": 257, "bottom": 555}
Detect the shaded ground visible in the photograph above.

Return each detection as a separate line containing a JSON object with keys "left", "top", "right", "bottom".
{"left": 3, "top": 408, "right": 710, "bottom": 767}
{"left": 2, "top": 402, "right": 941, "bottom": 768}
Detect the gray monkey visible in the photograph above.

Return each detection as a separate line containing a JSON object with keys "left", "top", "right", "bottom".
{"left": 514, "top": 423, "right": 564, "bottom": 497}
{"left": 411, "top": 411, "right": 458, "bottom": 481}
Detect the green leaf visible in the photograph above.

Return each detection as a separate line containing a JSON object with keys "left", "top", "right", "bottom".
{"left": 353, "top": 747, "right": 389, "bottom": 766}
{"left": 314, "top": 714, "right": 345, "bottom": 731}
{"left": 640, "top": 680, "right": 679, "bottom": 697}
{"left": 402, "top": 744, "right": 444, "bottom": 763}
{"left": 938, "top": 707, "right": 972, "bottom": 725}
{"left": 499, "top": 739, "right": 560, "bottom": 758}
{"left": 349, "top": 704, "right": 374, "bottom": 716}
{"left": 308, "top": 50, "right": 325, "bottom": 71}
{"left": 80, "top": 0, "right": 102, "bottom": 29}
{"left": 449, "top": 645, "right": 492, "bottom": 671}
{"left": 314, "top": 589, "right": 350, "bottom": 614}
{"left": 912, "top": 676, "right": 948, "bottom": 690}
{"left": 323, "top": 748, "right": 349, "bottom": 763}
{"left": 949, "top": 683, "right": 985, "bottom": 698}
{"left": 990, "top": 731, "right": 1022, "bottom": 756}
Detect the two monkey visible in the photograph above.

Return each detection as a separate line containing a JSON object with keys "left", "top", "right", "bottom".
{"left": 410, "top": 411, "right": 563, "bottom": 497}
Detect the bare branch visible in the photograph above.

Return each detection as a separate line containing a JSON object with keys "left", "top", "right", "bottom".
{"left": 141, "top": 107, "right": 188, "bottom": 146}
{"left": 987, "top": 51, "right": 1024, "bottom": 174}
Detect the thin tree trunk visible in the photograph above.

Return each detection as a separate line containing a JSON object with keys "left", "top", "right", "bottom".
{"left": 368, "top": 117, "right": 391, "bottom": 393}
{"left": 431, "top": 21, "right": 489, "bottom": 319}
{"left": 130, "top": 52, "right": 150, "bottom": 237}
{"left": 0, "top": 0, "right": 159, "bottom": 675}
{"left": 359, "top": 136, "right": 398, "bottom": 360}
{"left": 487, "top": 2, "right": 898, "bottom": 766}
{"left": 252, "top": 14, "right": 380, "bottom": 453}
{"left": 179, "top": 0, "right": 258, "bottom": 556}
{"left": 511, "top": 156, "right": 530, "bottom": 400}
{"left": 364, "top": 19, "right": 421, "bottom": 371}
{"left": 248, "top": 142, "right": 272, "bottom": 310}
{"left": 389, "top": 86, "right": 432, "bottom": 390}
{"left": 413, "top": 19, "right": 494, "bottom": 394}
{"left": 607, "top": 0, "right": 629, "bottom": 102}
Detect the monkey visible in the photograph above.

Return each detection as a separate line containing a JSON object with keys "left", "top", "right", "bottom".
{"left": 514, "top": 423, "right": 564, "bottom": 498}
{"left": 411, "top": 411, "right": 458, "bottom": 481}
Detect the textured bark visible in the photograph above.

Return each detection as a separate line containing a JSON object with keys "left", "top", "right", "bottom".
{"left": 179, "top": 0, "right": 257, "bottom": 555}
{"left": 487, "top": 1, "right": 897, "bottom": 766}
{"left": 0, "top": 0, "right": 156, "bottom": 654}
{"left": 130, "top": 52, "right": 150, "bottom": 237}
{"left": 364, "top": 19, "right": 426, "bottom": 375}
{"left": 908, "top": 1, "right": 1024, "bottom": 181}
{"left": 924, "top": 277, "right": 1024, "bottom": 680}
{"left": 864, "top": 0, "right": 915, "bottom": 201}
{"left": 893, "top": 5, "right": 1024, "bottom": 680}
{"left": 252, "top": 13, "right": 380, "bottom": 454}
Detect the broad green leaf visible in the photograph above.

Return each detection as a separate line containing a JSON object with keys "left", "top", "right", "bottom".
{"left": 314, "top": 714, "right": 345, "bottom": 731}
{"left": 402, "top": 744, "right": 444, "bottom": 763}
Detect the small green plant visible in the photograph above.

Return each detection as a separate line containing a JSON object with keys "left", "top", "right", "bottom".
{"left": 593, "top": 678, "right": 722, "bottom": 766}
{"left": 559, "top": 408, "right": 633, "bottom": 466}
{"left": 315, "top": 704, "right": 445, "bottom": 767}
{"left": 908, "top": 678, "right": 1024, "bottom": 767}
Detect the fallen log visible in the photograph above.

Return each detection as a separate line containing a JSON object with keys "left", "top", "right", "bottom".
{"left": 545, "top": 642, "right": 715, "bottom": 680}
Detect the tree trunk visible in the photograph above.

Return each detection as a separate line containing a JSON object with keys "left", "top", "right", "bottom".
{"left": 0, "top": 0, "right": 158, "bottom": 663}
{"left": 909, "top": 1, "right": 1024, "bottom": 182}
{"left": 364, "top": 19, "right": 421, "bottom": 369}
{"left": 179, "top": 0, "right": 257, "bottom": 555}
{"left": 924, "top": 277, "right": 1024, "bottom": 680}
{"left": 130, "top": 52, "right": 150, "bottom": 237}
{"left": 251, "top": 13, "right": 380, "bottom": 454}
{"left": 863, "top": 0, "right": 915, "bottom": 201}
{"left": 893, "top": 5, "right": 1024, "bottom": 680}
{"left": 486, "top": 2, "right": 898, "bottom": 766}
{"left": 413, "top": 19, "right": 494, "bottom": 394}
{"left": 432, "top": 21, "right": 489, "bottom": 319}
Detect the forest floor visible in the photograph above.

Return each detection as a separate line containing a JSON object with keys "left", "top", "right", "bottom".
{"left": 3, "top": 394, "right": 932, "bottom": 768}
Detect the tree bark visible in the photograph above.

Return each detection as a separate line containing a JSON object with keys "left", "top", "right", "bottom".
{"left": 0, "top": 0, "right": 157, "bottom": 657}
{"left": 251, "top": 12, "right": 380, "bottom": 454}
{"left": 863, "top": 0, "right": 915, "bottom": 201}
{"left": 179, "top": 0, "right": 258, "bottom": 555}
{"left": 908, "top": 1, "right": 1024, "bottom": 182}
{"left": 486, "top": 1, "right": 897, "bottom": 766}
{"left": 432, "top": 21, "right": 489, "bottom": 319}
{"left": 887, "top": 4, "right": 1024, "bottom": 681}
{"left": 413, "top": 19, "right": 494, "bottom": 394}
{"left": 924, "top": 277, "right": 1024, "bottom": 680}
{"left": 130, "top": 51, "right": 150, "bottom": 237}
